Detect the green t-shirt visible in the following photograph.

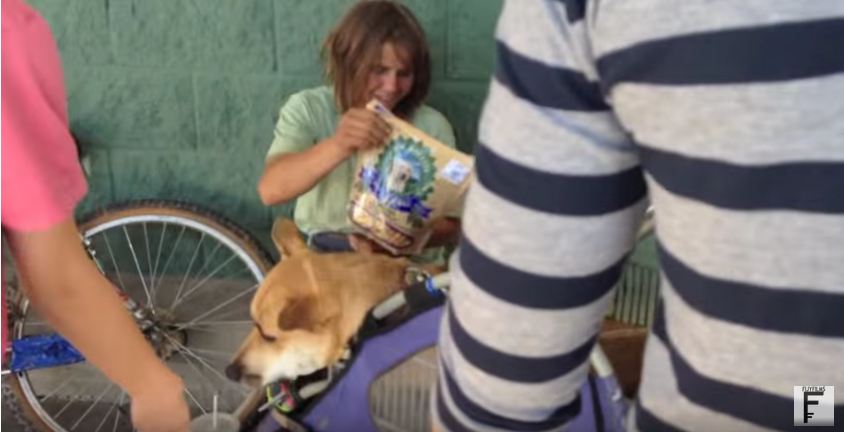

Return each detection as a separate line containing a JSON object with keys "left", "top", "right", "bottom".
{"left": 267, "top": 85, "right": 457, "bottom": 236}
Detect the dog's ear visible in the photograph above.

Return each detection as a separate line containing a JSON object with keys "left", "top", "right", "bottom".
{"left": 272, "top": 218, "right": 308, "bottom": 258}
{"left": 278, "top": 296, "right": 322, "bottom": 332}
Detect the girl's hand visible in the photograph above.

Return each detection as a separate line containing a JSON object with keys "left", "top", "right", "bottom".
{"left": 333, "top": 108, "right": 392, "bottom": 154}
{"left": 348, "top": 233, "right": 391, "bottom": 255}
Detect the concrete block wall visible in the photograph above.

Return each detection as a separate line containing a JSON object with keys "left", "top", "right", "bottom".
{"left": 29, "top": 0, "right": 502, "bottom": 252}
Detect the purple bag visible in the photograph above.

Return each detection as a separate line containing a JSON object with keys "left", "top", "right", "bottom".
{"left": 253, "top": 305, "right": 628, "bottom": 432}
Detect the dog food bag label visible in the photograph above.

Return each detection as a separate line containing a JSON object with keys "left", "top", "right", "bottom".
{"left": 348, "top": 100, "right": 474, "bottom": 255}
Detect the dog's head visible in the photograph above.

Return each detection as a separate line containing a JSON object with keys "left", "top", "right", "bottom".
{"left": 225, "top": 219, "right": 411, "bottom": 386}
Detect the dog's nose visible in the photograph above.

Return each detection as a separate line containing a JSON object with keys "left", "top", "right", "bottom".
{"left": 225, "top": 363, "right": 243, "bottom": 382}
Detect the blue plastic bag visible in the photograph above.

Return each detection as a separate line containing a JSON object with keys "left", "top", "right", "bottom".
{"left": 10, "top": 333, "right": 85, "bottom": 373}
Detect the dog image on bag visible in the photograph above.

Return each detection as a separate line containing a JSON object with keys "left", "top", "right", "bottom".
{"left": 385, "top": 157, "right": 415, "bottom": 198}
{"left": 226, "top": 218, "right": 422, "bottom": 386}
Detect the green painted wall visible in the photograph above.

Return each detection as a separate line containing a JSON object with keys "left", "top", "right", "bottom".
{"left": 29, "top": 0, "right": 502, "bottom": 252}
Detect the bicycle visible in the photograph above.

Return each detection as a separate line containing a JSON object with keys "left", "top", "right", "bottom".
{"left": 3, "top": 200, "right": 273, "bottom": 432}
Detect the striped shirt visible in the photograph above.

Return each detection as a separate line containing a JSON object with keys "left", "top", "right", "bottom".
{"left": 434, "top": 1, "right": 844, "bottom": 431}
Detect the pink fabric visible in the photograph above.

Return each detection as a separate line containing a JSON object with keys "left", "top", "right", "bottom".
{"left": 1, "top": 0, "right": 88, "bottom": 355}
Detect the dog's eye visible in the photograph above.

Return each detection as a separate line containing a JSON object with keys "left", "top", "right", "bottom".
{"left": 255, "top": 324, "right": 276, "bottom": 342}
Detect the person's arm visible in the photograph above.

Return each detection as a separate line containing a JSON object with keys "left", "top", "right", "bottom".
{"left": 433, "top": 1, "right": 647, "bottom": 430}
{"left": 426, "top": 217, "right": 460, "bottom": 248}
{"left": 258, "top": 136, "right": 352, "bottom": 205}
{"left": 5, "top": 219, "right": 189, "bottom": 432}
{"left": 258, "top": 107, "right": 392, "bottom": 206}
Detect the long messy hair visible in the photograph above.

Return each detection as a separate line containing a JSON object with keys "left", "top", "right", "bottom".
{"left": 322, "top": 1, "right": 431, "bottom": 119}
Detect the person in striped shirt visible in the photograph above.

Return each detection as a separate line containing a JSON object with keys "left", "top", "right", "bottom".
{"left": 434, "top": 1, "right": 844, "bottom": 430}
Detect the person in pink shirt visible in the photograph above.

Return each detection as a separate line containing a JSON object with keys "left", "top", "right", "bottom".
{"left": 2, "top": 0, "right": 190, "bottom": 430}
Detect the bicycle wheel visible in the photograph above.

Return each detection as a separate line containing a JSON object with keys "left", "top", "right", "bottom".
{"left": 5, "top": 200, "right": 273, "bottom": 431}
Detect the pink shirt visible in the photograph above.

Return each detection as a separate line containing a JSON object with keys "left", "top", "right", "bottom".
{"left": 1, "top": 0, "right": 88, "bottom": 354}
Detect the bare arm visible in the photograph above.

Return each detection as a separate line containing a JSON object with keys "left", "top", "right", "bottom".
{"left": 425, "top": 217, "right": 461, "bottom": 248}
{"left": 258, "top": 137, "right": 351, "bottom": 205}
{"left": 5, "top": 218, "right": 190, "bottom": 432}
{"left": 258, "top": 108, "right": 392, "bottom": 206}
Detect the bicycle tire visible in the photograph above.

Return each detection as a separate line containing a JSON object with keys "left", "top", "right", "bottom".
{"left": 5, "top": 200, "right": 273, "bottom": 432}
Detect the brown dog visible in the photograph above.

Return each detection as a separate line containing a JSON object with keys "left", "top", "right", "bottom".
{"left": 226, "top": 219, "right": 415, "bottom": 386}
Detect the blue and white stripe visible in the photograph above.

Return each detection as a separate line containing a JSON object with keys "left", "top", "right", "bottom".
{"left": 435, "top": 0, "right": 844, "bottom": 430}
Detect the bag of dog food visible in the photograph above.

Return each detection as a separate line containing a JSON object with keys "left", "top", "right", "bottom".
{"left": 348, "top": 100, "right": 473, "bottom": 255}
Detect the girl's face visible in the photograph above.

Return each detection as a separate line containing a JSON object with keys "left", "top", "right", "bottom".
{"left": 364, "top": 42, "right": 414, "bottom": 110}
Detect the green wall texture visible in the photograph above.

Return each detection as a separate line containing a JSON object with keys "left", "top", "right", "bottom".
{"left": 29, "top": 0, "right": 503, "bottom": 251}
